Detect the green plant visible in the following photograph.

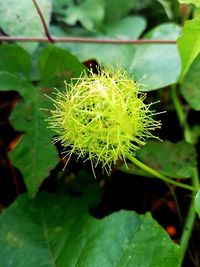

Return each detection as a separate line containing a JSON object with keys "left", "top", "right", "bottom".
{"left": 0, "top": 0, "right": 200, "bottom": 266}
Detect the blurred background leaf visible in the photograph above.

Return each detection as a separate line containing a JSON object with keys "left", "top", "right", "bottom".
{"left": 129, "top": 23, "right": 181, "bottom": 91}
{"left": 0, "top": 0, "right": 52, "bottom": 53}
{"left": 181, "top": 54, "right": 200, "bottom": 110}
{"left": 178, "top": 0, "right": 200, "bottom": 7}
{"left": 177, "top": 18, "right": 200, "bottom": 81}
{"left": 136, "top": 140, "right": 197, "bottom": 178}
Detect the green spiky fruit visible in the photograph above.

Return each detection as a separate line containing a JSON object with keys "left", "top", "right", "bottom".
{"left": 47, "top": 68, "right": 161, "bottom": 172}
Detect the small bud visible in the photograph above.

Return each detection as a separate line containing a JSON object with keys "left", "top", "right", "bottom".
{"left": 47, "top": 68, "right": 161, "bottom": 173}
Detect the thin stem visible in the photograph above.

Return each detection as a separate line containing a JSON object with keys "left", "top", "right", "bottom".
{"left": 126, "top": 153, "right": 195, "bottom": 192}
{"left": 170, "top": 84, "right": 200, "bottom": 265}
{"left": 170, "top": 85, "right": 185, "bottom": 126}
{"left": 32, "top": 0, "right": 54, "bottom": 42}
{"left": 179, "top": 169, "right": 199, "bottom": 265}
{"left": 0, "top": 36, "right": 177, "bottom": 44}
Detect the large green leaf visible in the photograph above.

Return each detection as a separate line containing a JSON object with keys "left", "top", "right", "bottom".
{"left": 136, "top": 141, "right": 197, "bottom": 178}
{"left": 39, "top": 45, "right": 86, "bottom": 87}
{"left": 55, "top": 16, "right": 146, "bottom": 69}
{"left": 0, "top": 44, "right": 30, "bottom": 78}
{"left": 52, "top": 0, "right": 73, "bottom": 15}
{"left": 63, "top": 0, "right": 105, "bottom": 31}
{"left": 181, "top": 53, "right": 200, "bottom": 110}
{"left": 129, "top": 23, "right": 181, "bottom": 91}
{"left": 0, "top": 0, "right": 52, "bottom": 53}
{"left": 104, "top": 0, "right": 135, "bottom": 22}
{"left": 0, "top": 72, "right": 58, "bottom": 197}
{"left": 0, "top": 192, "right": 181, "bottom": 267}
{"left": 177, "top": 18, "right": 200, "bottom": 81}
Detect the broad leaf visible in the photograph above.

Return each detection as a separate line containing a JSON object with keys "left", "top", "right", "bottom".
{"left": 0, "top": 44, "right": 30, "bottom": 78}
{"left": 104, "top": 0, "right": 135, "bottom": 22}
{"left": 63, "top": 0, "right": 105, "bottom": 31}
{"left": 136, "top": 141, "right": 197, "bottom": 178}
{"left": 181, "top": 54, "right": 200, "bottom": 110}
{"left": 55, "top": 16, "right": 146, "bottom": 69}
{"left": 39, "top": 45, "right": 86, "bottom": 87}
{"left": 0, "top": 192, "right": 181, "bottom": 267}
{"left": 177, "top": 18, "right": 200, "bottom": 81}
{"left": 0, "top": 72, "right": 58, "bottom": 197}
{"left": 52, "top": 0, "right": 73, "bottom": 15}
{"left": 129, "top": 23, "right": 181, "bottom": 91}
{"left": 0, "top": 0, "right": 52, "bottom": 53}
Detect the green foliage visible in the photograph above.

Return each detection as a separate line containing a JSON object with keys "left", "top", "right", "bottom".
{"left": 63, "top": 0, "right": 105, "bottom": 31}
{"left": 38, "top": 45, "right": 86, "bottom": 87}
{"left": 0, "top": 44, "right": 30, "bottom": 78}
{"left": 0, "top": 0, "right": 52, "bottom": 53}
{"left": 0, "top": 1, "right": 200, "bottom": 266}
{"left": 0, "top": 72, "right": 58, "bottom": 197}
{"left": 178, "top": 0, "right": 200, "bottom": 7}
{"left": 195, "top": 189, "right": 200, "bottom": 216}
{"left": 0, "top": 45, "right": 85, "bottom": 196}
{"left": 181, "top": 54, "right": 200, "bottom": 110}
{"left": 136, "top": 141, "right": 197, "bottom": 178}
{"left": 129, "top": 23, "right": 181, "bottom": 91}
{"left": 55, "top": 15, "right": 146, "bottom": 70}
{"left": 177, "top": 18, "right": 200, "bottom": 81}
{"left": 0, "top": 192, "right": 181, "bottom": 267}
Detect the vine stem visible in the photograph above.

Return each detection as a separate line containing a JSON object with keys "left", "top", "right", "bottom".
{"left": 179, "top": 168, "right": 199, "bottom": 265}
{"left": 170, "top": 85, "right": 200, "bottom": 265}
{"left": 32, "top": 0, "right": 54, "bottom": 42}
{"left": 126, "top": 153, "right": 195, "bottom": 192}
{"left": 170, "top": 85, "right": 185, "bottom": 126}
{"left": 0, "top": 36, "right": 177, "bottom": 44}
{"left": 0, "top": 0, "right": 177, "bottom": 45}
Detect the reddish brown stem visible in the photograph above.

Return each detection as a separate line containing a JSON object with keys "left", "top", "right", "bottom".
{"left": 0, "top": 36, "right": 176, "bottom": 44}
{"left": 32, "top": 0, "right": 54, "bottom": 43}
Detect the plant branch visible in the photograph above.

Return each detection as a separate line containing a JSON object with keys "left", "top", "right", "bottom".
{"left": 126, "top": 153, "right": 195, "bottom": 192}
{"left": 32, "top": 0, "right": 54, "bottom": 42}
{"left": 179, "top": 168, "right": 199, "bottom": 265}
{"left": 0, "top": 35, "right": 177, "bottom": 44}
{"left": 170, "top": 85, "right": 185, "bottom": 126}
{"left": 171, "top": 85, "right": 200, "bottom": 265}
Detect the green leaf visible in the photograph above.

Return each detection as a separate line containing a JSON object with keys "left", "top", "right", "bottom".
{"left": 0, "top": 72, "right": 58, "bottom": 197}
{"left": 195, "top": 189, "right": 200, "bottom": 216}
{"left": 129, "top": 23, "right": 181, "bottom": 91}
{"left": 181, "top": 54, "right": 200, "bottom": 110}
{"left": 136, "top": 141, "right": 197, "bottom": 178}
{"left": 63, "top": 0, "right": 105, "bottom": 31}
{"left": 52, "top": 0, "right": 73, "bottom": 15}
{"left": 39, "top": 45, "right": 86, "bottom": 87}
{"left": 0, "top": 192, "right": 181, "bottom": 267}
{"left": 177, "top": 18, "right": 200, "bottom": 81}
{"left": 0, "top": 0, "right": 52, "bottom": 53}
{"left": 156, "top": 0, "right": 173, "bottom": 19}
{"left": 0, "top": 44, "right": 30, "bottom": 78}
{"left": 104, "top": 0, "right": 134, "bottom": 22}
{"left": 56, "top": 16, "right": 146, "bottom": 69}
{"left": 178, "top": 0, "right": 200, "bottom": 7}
